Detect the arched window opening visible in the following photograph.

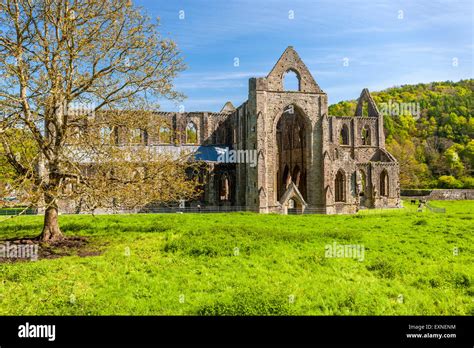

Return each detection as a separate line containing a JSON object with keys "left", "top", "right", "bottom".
{"left": 359, "top": 170, "right": 367, "bottom": 196}
{"left": 351, "top": 172, "right": 357, "bottom": 197}
{"left": 380, "top": 170, "right": 389, "bottom": 197}
{"left": 361, "top": 125, "right": 371, "bottom": 145}
{"left": 100, "top": 127, "right": 112, "bottom": 144}
{"left": 130, "top": 128, "right": 142, "bottom": 145}
{"left": 283, "top": 70, "right": 300, "bottom": 91}
{"left": 186, "top": 122, "right": 197, "bottom": 144}
{"left": 339, "top": 125, "right": 349, "bottom": 145}
{"left": 335, "top": 170, "right": 346, "bottom": 202}
{"left": 159, "top": 125, "right": 172, "bottom": 144}
{"left": 219, "top": 174, "right": 230, "bottom": 201}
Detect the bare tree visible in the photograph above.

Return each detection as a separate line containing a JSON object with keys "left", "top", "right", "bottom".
{"left": 0, "top": 0, "right": 199, "bottom": 241}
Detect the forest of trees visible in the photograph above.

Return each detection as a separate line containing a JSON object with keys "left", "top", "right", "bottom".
{"left": 329, "top": 79, "right": 473, "bottom": 189}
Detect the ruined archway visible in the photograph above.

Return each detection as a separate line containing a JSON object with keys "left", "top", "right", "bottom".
{"left": 380, "top": 169, "right": 389, "bottom": 197}
{"left": 339, "top": 124, "right": 349, "bottom": 145}
{"left": 361, "top": 125, "right": 371, "bottom": 145}
{"left": 335, "top": 169, "right": 346, "bottom": 202}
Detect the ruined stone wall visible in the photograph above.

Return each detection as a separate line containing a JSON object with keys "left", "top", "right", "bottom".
{"left": 103, "top": 111, "right": 235, "bottom": 147}
{"left": 249, "top": 47, "right": 328, "bottom": 213}
{"left": 84, "top": 47, "right": 401, "bottom": 214}
{"left": 400, "top": 189, "right": 474, "bottom": 200}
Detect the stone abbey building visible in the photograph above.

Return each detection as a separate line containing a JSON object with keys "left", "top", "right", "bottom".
{"left": 101, "top": 47, "right": 401, "bottom": 214}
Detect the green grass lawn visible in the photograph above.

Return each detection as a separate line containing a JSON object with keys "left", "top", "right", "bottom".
{"left": 0, "top": 200, "right": 472, "bottom": 315}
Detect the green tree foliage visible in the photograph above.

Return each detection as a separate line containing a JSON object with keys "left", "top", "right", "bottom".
{"left": 0, "top": 128, "right": 38, "bottom": 200}
{"left": 329, "top": 80, "right": 474, "bottom": 188}
{"left": 438, "top": 175, "right": 463, "bottom": 189}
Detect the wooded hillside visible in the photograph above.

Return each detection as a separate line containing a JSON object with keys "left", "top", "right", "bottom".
{"left": 329, "top": 80, "right": 474, "bottom": 189}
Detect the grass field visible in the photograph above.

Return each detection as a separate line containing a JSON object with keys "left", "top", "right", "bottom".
{"left": 0, "top": 200, "right": 472, "bottom": 315}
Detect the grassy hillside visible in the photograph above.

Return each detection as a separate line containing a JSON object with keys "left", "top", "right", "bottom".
{"left": 0, "top": 200, "right": 472, "bottom": 315}
{"left": 329, "top": 80, "right": 474, "bottom": 189}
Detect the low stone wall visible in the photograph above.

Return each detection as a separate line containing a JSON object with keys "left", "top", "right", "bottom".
{"left": 400, "top": 189, "right": 432, "bottom": 196}
{"left": 401, "top": 189, "right": 474, "bottom": 200}
{"left": 428, "top": 189, "right": 474, "bottom": 200}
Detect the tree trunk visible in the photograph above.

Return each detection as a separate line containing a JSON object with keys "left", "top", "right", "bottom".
{"left": 40, "top": 202, "right": 63, "bottom": 242}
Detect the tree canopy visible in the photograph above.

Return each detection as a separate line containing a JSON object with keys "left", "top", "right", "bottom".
{"left": 0, "top": 0, "right": 198, "bottom": 241}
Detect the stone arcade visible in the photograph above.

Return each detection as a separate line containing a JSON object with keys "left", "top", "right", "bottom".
{"left": 85, "top": 47, "right": 401, "bottom": 214}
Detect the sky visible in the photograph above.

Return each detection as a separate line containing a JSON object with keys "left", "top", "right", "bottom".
{"left": 136, "top": 0, "right": 473, "bottom": 112}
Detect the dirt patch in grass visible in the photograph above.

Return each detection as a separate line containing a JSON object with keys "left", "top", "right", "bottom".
{"left": 0, "top": 236, "right": 104, "bottom": 263}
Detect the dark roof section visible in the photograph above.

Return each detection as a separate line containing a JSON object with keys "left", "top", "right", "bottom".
{"left": 194, "top": 145, "right": 229, "bottom": 162}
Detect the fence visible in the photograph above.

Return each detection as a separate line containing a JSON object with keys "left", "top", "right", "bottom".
{"left": 425, "top": 202, "right": 446, "bottom": 213}
{"left": 0, "top": 203, "right": 446, "bottom": 216}
{"left": 356, "top": 207, "right": 408, "bottom": 215}
{"left": 77, "top": 206, "right": 329, "bottom": 215}
{"left": 0, "top": 205, "right": 350, "bottom": 216}
{"left": 136, "top": 206, "right": 257, "bottom": 214}
{"left": 0, "top": 207, "right": 38, "bottom": 216}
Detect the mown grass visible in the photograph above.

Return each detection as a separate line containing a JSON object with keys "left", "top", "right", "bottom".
{"left": 0, "top": 200, "right": 472, "bottom": 315}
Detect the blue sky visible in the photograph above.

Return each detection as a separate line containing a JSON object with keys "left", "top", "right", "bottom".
{"left": 136, "top": 0, "right": 473, "bottom": 112}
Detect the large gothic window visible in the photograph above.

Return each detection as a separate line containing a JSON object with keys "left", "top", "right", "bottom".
{"left": 335, "top": 170, "right": 346, "bottom": 202}
{"left": 361, "top": 125, "right": 371, "bottom": 145}
{"left": 276, "top": 105, "right": 307, "bottom": 200}
{"left": 186, "top": 122, "right": 197, "bottom": 144}
{"left": 339, "top": 125, "right": 349, "bottom": 145}
{"left": 380, "top": 170, "right": 389, "bottom": 197}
